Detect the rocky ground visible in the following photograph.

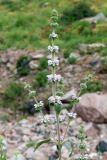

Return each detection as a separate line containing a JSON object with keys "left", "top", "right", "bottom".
{"left": 0, "top": 111, "right": 107, "bottom": 160}
{"left": 0, "top": 43, "right": 107, "bottom": 94}
{"left": 0, "top": 43, "right": 107, "bottom": 160}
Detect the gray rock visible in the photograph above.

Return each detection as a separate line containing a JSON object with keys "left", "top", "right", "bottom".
{"left": 6, "top": 62, "right": 14, "bottom": 71}
{"left": 35, "top": 150, "right": 46, "bottom": 160}
{"left": 75, "top": 93, "right": 107, "bottom": 123}
{"left": 95, "top": 13, "right": 106, "bottom": 22}
{"left": 24, "top": 147, "right": 35, "bottom": 159}
{"left": 10, "top": 154, "right": 25, "bottom": 160}
{"left": 29, "top": 61, "right": 38, "bottom": 70}
{"left": 18, "top": 144, "right": 27, "bottom": 152}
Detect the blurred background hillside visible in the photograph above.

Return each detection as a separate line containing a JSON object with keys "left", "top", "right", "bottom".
{"left": 0, "top": 0, "right": 107, "bottom": 50}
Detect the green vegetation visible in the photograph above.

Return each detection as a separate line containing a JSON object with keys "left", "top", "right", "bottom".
{"left": 68, "top": 53, "right": 77, "bottom": 64}
{"left": 38, "top": 57, "right": 48, "bottom": 70}
{"left": 16, "top": 55, "right": 31, "bottom": 76}
{"left": 0, "top": 135, "right": 7, "bottom": 160}
{"left": 81, "top": 79, "right": 103, "bottom": 93}
{"left": 86, "top": 80, "right": 103, "bottom": 92}
{"left": 63, "top": 49, "right": 70, "bottom": 59}
{"left": 61, "top": 1, "right": 96, "bottom": 24}
{"left": 101, "top": 46, "right": 107, "bottom": 56}
{"left": 2, "top": 81, "right": 25, "bottom": 112}
{"left": 0, "top": 0, "right": 107, "bottom": 51}
{"left": 0, "top": 113, "right": 10, "bottom": 122}
{"left": 101, "top": 56, "right": 107, "bottom": 69}
{"left": 35, "top": 71, "right": 48, "bottom": 87}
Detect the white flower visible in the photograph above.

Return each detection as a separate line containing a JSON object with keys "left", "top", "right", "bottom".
{"left": 29, "top": 90, "right": 36, "bottom": 97}
{"left": 59, "top": 115, "right": 65, "bottom": 122}
{"left": 39, "top": 101, "right": 44, "bottom": 107}
{"left": 47, "top": 74, "right": 62, "bottom": 83}
{"left": 24, "top": 82, "right": 31, "bottom": 90}
{"left": 67, "top": 112, "right": 77, "bottom": 119}
{"left": 48, "top": 60, "right": 53, "bottom": 66}
{"left": 48, "top": 96, "right": 62, "bottom": 105}
{"left": 34, "top": 101, "right": 44, "bottom": 109}
{"left": 48, "top": 59, "right": 59, "bottom": 67}
{"left": 49, "top": 31, "right": 58, "bottom": 39}
{"left": 41, "top": 115, "right": 56, "bottom": 124}
{"left": 48, "top": 45, "right": 59, "bottom": 53}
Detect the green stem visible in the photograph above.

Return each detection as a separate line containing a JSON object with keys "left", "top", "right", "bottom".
{"left": 63, "top": 119, "right": 70, "bottom": 140}
{"left": 56, "top": 114, "right": 62, "bottom": 160}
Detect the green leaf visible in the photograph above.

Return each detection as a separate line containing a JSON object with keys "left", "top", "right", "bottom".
{"left": 27, "top": 138, "right": 51, "bottom": 151}
{"left": 54, "top": 103, "right": 61, "bottom": 115}
{"left": 34, "top": 139, "right": 51, "bottom": 150}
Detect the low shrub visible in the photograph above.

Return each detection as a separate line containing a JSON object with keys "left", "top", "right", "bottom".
{"left": 16, "top": 55, "right": 31, "bottom": 76}
{"left": 101, "top": 56, "right": 107, "bottom": 69}
{"left": 101, "top": 46, "right": 107, "bottom": 56}
{"left": 63, "top": 49, "right": 70, "bottom": 59}
{"left": 77, "top": 21, "right": 92, "bottom": 36}
{"left": 38, "top": 57, "right": 48, "bottom": 70}
{"left": 68, "top": 53, "right": 77, "bottom": 64}
{"left": 81, "top": 79, "right": 103, "bottom": 93}
{"left": 86, "top": 80, "right": 103, "bottom": 92}
{"left": 2, "top": 81, "right": 25, "bottom": 112}
{"left": 35, "top": 71, "right": 48, "bottom": 87}
{"left": 0, "top": 0, "right": 29, "bottom": 11}
{"left": 0, "top": 113, "right": 10, "bottom": 122}
{"left": 61, "top": 1, "right": 96, "bottom": 24}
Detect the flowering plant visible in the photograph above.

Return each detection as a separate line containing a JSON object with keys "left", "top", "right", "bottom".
{"left": 24, "top": 9, "right": 91, "bottom": 160}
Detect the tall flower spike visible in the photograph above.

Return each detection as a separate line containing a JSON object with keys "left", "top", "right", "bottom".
{"left": 47, "top": 8, "right": 63, "bottom": 107}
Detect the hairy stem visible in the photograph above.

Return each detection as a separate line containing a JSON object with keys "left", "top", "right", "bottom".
{"left": 63, "top": 119, "right": 70, "bottom": 140}
{"left": 56, "top": 114, "right": 62, "bottom": 160}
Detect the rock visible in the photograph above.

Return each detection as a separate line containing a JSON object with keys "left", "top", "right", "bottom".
{"left": 79, "top": 43, "right": 105, "bottom": 53}
{"left": 75, "top": 93, "right": 107, "bottom": 123}
{"left": 22, "top": 101, "right": 36, "bottom": 115}
{"left": 18, "top": 144, "right": 27, "bottom": 152}
{"left": 89, "top": 60, "right": 100, "bottom": 66}
{"left": 24, "top": 147, "right": 35, "bottom": 159}
{"left": 1, "top": 56, "right": 9, "bottom": 64}
{"left": 10, "top": 154, "right": 25, "bottom": 160}
{"left": 35, "top": 150, "right": 46, "bottom": 160}
{"left": 61, "top": 146, "right": 70, "bottom": 159}
{"left": 85, "top": 123, "right": 99, "bottom": 137}
{"left": 18, "top": 119, "right": 28, "bottom": 126}
{"left": 6, "top": 62, "right": 14, "bottom": 71}
{"left": 30, "top": 50, "right": 44, "bottom": 60}
{"left": 48, "top": 155, "right": 57, "bottom": 160}
{"left": 61, "top": 89, "right": 77, "bottom": 103}
{"left": 103, "top": 152, "right": 107, "bottom": 160}
{"left": 22, "top": 135, "right": 29, "bottom": 142}
{"left": 29, "top": 61, "right": 38, "bottom": 70}
{"left": 9, "top": 57, "right": 15, "bottom": 64}
{"left": 89, "top": 152, "right": 98, "bottom": 159}
{"left": 95, "top": 13, "right": 106, "bottom": 22}
{"left": 51, "top": 145, "right": 57, "bottom": 155}
{"left": 96, "top": 141, "right": 107, "bottom": 153}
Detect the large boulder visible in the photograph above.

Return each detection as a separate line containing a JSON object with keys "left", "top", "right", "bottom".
{"left": 74, "top": 93, "right": 107, "bottom": 123}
